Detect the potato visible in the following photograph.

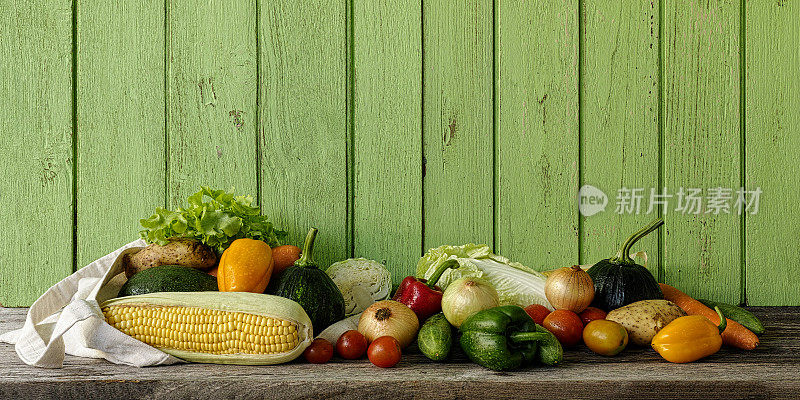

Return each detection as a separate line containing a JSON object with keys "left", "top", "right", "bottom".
{"left": 606, "top": 300, "right": 686, "bottom": 346}
{"left": 122, "top": 239, "right": 217, "bottom": 278}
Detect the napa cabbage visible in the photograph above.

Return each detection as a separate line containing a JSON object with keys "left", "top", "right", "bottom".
{"left": 416, "top": 244, "right": 552, "bottom": 310}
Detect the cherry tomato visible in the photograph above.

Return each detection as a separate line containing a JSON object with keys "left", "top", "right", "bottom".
{"left": 578, "top": 307, "right": 607, "bottom": 326}
{"left": 543, "top": 309, "right": 584, "bottom": 347}
{"left": 524, "top": 304, "right": 551, "bottom": 325}
{"left": 583, "top": 320, "right": 628, "bottom": 356}
{"left": 303, "top": 338, "right": 333, "bottom": 364}
{"left": 367, "top": 336, "right": 402, "bottom": 368}
{"left": 336, "top": 330, "right": 368, "bottom": 359}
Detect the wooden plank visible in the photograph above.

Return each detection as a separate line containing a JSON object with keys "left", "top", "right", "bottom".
{"left": 580, "top": 2, "right": 661, "bottom": 267}
{"left": 2, "top": 306, "right": 799, "bottom": 398}
{"left": 422, "top": 1, "right": 493, "bottom": 250}
{"left": 745, "top": 1, "right": 800, "bottom": 306}
{"left": 76, "top": 0, "right": 165, "bottom": 267}
{"left": 0, "top": 1, "right": 73, "bottom": 306}
{"left": 662, "top": 1, "right": 741, "bottom": 303}
{"left": 167, "top": 0, "right": 257, "bottom": 207}
{"left": 495, "top": 0, "right": 579, "bottom": 270}
{"left": 259, "top": 1, "right": 347, "bottom": 267}
{"left": 353, "top": 0, "right": 422, "bottom": 282}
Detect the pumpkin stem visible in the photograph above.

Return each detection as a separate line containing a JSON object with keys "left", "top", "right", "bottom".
{"left": 295, "top": 227, "right": 318, "bottom": 268}
{"left": 611, "top": 218, "right": 663, "bottom": 265}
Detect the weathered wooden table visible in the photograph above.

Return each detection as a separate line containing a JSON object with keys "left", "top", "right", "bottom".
{"left": 1, "top": 307, "right": 798, "bottom": 399}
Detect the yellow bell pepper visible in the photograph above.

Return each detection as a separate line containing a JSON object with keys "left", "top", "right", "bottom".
{"left": 651, "top": 307, "right": 727, "bottom": 363}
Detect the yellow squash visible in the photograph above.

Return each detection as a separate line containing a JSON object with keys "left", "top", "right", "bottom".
{"left": 101, "top": 292, "right": 313, "bottom": 365}
{"left": 651, "top": 306, "right": 727, "bottom": 363}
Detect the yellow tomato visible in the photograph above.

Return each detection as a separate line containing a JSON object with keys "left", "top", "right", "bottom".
{"left": 582, "top": 320, "right": 629, "bottom": 356}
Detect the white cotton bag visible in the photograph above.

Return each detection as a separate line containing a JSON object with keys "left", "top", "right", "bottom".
{"left": 0, "top": 240, "right": 182, "bottom": 368}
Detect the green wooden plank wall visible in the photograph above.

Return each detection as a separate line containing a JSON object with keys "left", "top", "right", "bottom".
{"left": 1, "top": 1, "right": 798, "bottom": 307}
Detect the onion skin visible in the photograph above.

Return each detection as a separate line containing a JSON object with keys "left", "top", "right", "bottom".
{"left": 441, "top": 277, "right": 500, "bottom": 328}
{"left": 545, "top": 266, "right": 595, "bottom": 313}
{"left": 357, "top": 300, "right": 419, "bottom": 348}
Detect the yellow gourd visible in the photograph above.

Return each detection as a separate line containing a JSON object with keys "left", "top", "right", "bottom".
{"left": 651, "top": 306, "right": 727, "bottom": 363}
{"left": 217, "top": 238, "right": 274, "bottom": 293}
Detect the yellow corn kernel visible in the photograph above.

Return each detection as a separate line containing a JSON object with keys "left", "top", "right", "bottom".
{"left": 102, "top": 305, "right": 300, "bottom": 356}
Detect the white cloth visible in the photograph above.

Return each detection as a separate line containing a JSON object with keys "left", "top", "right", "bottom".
{"left": 0, "top": 240, "right": 183, "bottom": 368}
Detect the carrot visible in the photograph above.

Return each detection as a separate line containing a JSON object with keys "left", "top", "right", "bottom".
{"left": 659, "top": 283, "right": 759, "bottom": 350}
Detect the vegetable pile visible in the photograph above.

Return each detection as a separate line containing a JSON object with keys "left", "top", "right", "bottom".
{"left": 105, "top": 191, "right": 764, "bottom": 369}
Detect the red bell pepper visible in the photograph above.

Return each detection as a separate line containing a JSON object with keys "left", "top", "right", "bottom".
{"left": 392, "top": 259, "right": 458, "bottom": 321}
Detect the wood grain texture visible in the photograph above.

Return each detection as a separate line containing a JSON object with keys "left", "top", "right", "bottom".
{"left": 76, "top": 0, "right": 165, "bottom": 267}
{"left": 495, "top": 0, "right": 579, "bottom": 270}
{"left": 2, "top": 307, "right": 799, "bottom": 399}
{"left": 581, "top": 1, "right": 661, "bottom": 267}
{"left": 259, "top": 1, "right": 347, "bottom": 267}
{"left": 745, "top": 1, "right": 800, "bottom": 306}
{"left": 353, "top": 0, "right": 422, "bottom": 282}
{"left": 422, "top": 0, "right": 493, "bottom": 250}
{"left": 662, "top": 0, "right": 741, "bottom": 303}
{"left": 167, "top": 0, "right": 257, "bottom": 207}
{"left": 0, "top": 1, "right": 73, "bottom": 306}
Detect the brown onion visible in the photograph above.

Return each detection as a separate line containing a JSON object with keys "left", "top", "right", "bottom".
{"left": 545, "top": 265, "right": 594, "bottom": 313}
{"left": 357, "top": 300, "right": 419, "bottom": 348}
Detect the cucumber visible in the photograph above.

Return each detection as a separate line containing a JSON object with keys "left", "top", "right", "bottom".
{"left": 118, "top": 265, "right": 218, "bottom": 297}
{"left": 534, "top": 324, "right": 563, "bottom": 366}
{"left": 698, "top": 299, "right": 765, "bottom": 335}
{"left": 417, "top": 313, "right": 453, "bottom": 361}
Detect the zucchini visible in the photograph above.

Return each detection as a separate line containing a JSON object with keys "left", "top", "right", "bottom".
{"left": 698, "top": 299, "right": 765, "bottom": 335}
{"left": 418, "top": 313, "right": 453, "bottom": 361}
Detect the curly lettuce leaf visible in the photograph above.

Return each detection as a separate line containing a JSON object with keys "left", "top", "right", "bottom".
{"left": 139, "top": 186, "right": 287, "bottom": 254}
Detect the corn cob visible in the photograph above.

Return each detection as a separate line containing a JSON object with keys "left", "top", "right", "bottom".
{"left": 100, "top": 292, "right": 313, "bottom": 365}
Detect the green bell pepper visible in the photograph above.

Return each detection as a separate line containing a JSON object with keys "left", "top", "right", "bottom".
{"left": 459, "top": 305, "right": 562, "bottom": 371}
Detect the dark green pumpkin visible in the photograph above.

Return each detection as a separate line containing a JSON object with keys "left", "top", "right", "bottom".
{"left": 274, "top": 228, "right": 345, "bottom": 334}
{"left": 588, "top": 218, "right": 664, "bottom": 311}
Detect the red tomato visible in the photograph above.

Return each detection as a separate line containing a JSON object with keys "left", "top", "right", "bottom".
{"left": 579, "top": 307, "right": 607, "bottom": 326}
{"left": 367, "top": 336, "right": 402, "bottom": 368}
{"left": 303, "top": 338, "right": 333, "bottom": 364}
{"left": 543, "top": 309, "right": 584, "bottom": 347}
{"left": 336, "top": 330, "right": 368, "bottom": 360}
{"left": 524, "top": 304, "right": 551, "bottom": 325}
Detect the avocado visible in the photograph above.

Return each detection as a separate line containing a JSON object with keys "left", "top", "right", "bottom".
{"left": 118, "top": 265, "right": 218, "bottom": 297}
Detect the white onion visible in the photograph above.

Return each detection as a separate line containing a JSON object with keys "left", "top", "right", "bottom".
{"left": 441, "top": 277, "right": 499, "bottom": 327}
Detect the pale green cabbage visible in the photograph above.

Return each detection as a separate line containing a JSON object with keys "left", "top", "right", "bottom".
{"left": 416, "top": 244, "right": 552, "bottom": 310}
{"left": 327, "top": 258, "right": 392, "bottom": 316}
